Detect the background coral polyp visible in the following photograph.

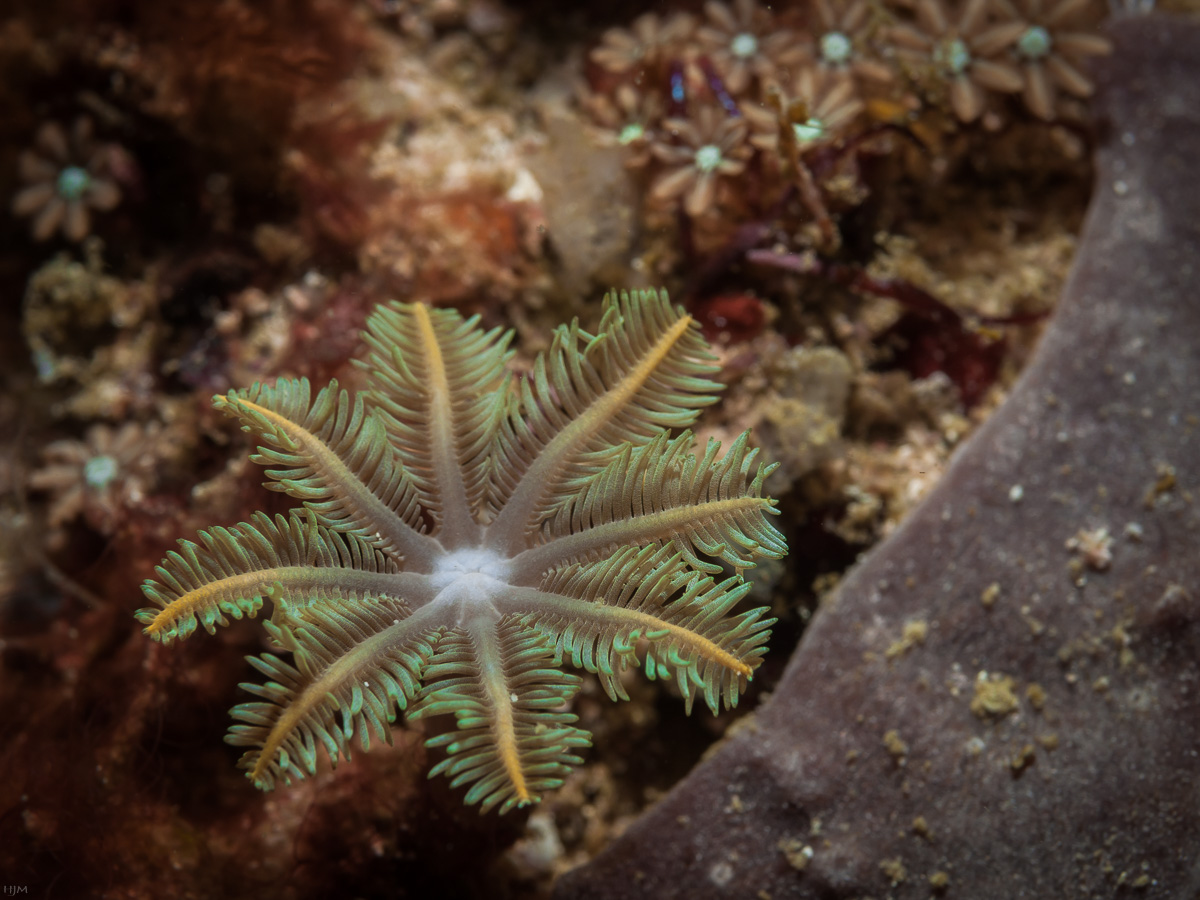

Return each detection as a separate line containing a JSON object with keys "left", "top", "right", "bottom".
{"left": 12, "top": 119, "right": 124, "bottom": 242}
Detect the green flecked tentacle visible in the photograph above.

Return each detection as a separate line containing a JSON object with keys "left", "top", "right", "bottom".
{"left": 512, "top": 429, "right": 786, "bottom": 580}
{"left": 505, "top": 545, "right": 775, "bottom": 715}
{"left": 136, "top": 511, "right": 425, "bottom": 643}
{"left": 215, "top": 378, "right": 439, "bottom": 570}
{"left": 413, "top": 619, "right": 590, "bottom": 814}
{"left": 226, "top": 599, "right": 441, "bottom": 791}
{"left": 359, "top": 302, "right": 514, "bottom": 547}
{"left": 485, "top": 289, "right": 722, "bottom": 550}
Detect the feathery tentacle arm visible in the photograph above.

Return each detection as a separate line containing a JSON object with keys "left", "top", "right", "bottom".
{"left": 414, "top": 603, "right": 590, "bottom": 814}
{"left": 217, "top": 383, "right": 442, "bottom": 570}
{"left": 230, "top": 598, "right": 448, "bottom": 790}
{"left": 136, "top": 512, "right": 435, "bottom": 643}
{"left": 510, "top": 496, "right": 780, "bottom": 582}
{"left": 509, "top": 431, "right": 785, "bottom": 580}
{"left": 408, "top": 302, "right": 481, "bottom": 547}
{"left": 486, "top": 291, "right": 720, "bottom": 553}
{"left": 493, "top": 548, "right": 773, "bottom": 716}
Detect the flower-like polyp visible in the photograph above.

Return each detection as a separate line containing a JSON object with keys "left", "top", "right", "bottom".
{"left": 137, "top": 289, "right": 786, "bottom": 813}
{"left": 12, "top": 119, "right": 122, "bottom": 242}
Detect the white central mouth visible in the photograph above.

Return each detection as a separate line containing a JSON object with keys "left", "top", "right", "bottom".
{"left": 430, "top": 547, "right": 513, "bottom": 592}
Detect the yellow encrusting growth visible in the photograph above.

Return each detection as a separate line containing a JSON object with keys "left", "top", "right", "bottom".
{"left": 137, "top": 288, "right": 785, "bottom": 814}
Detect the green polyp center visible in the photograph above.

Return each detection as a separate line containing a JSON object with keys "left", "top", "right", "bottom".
{"left": 1017, "top": 26, "right": 1052, "bottom": 60}
{"left": 32, "top": 347, "right": 56, "bottom": 382}
{"left": 618, "top": 122, "right": 645, "bottom": 145}
{"left": 694, "top": 144, "right": 723, "bottom": 173}
{"left": 57, "top": 166, "right": 91, "bottom": 200}
{"left": 936, "top": 38, "right": 972, "bottom": 75}
{"left": 820, "top": 31, "right": 852, "bottom": 65}
{"left": 793, "top": 117, "right": 826, "bottom": 144}
{"left": 731, "top": 32, "right": 758, "bottom": 59}
{"left": 84, "top": 455, "right": 119, "bottom": 491}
